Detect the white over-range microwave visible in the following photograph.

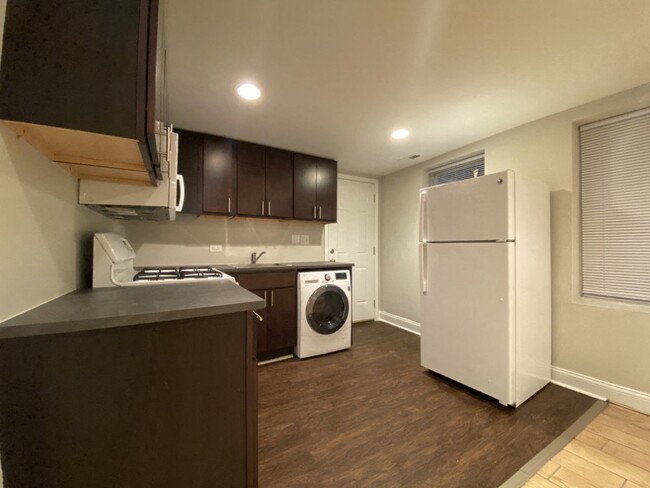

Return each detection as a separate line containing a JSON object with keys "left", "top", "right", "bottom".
{"left": 78, "top": 125, "right": 185, "bottom": 220}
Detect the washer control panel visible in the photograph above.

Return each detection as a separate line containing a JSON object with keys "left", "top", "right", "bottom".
{"left": 299, "top": 269, "right": 351, "bottom": 287}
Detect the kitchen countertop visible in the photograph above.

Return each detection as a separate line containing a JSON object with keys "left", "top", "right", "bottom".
{"left": 217, "top": 261, "right": 354, "bottom": 274}
{"left": 0, "top": 280, "right": 265, "bottom": 340}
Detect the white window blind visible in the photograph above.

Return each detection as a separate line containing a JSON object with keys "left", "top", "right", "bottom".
{"left": 580, "top": 107, "right": 650, "bottom": 303}
{"left": 428, "top": 154, "right": 485, "bottom": 187}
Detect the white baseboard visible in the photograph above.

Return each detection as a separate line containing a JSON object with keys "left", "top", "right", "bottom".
{"left": 551, "top": 366, "right": 650, "bottom": 415}
{"left": 378, "top": 311, "right": 650, "bottom": 415}
{"left": 378, "top": 311, "right": 420, "bottom": 335}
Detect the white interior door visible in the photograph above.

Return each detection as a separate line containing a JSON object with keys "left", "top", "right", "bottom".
{"left": 326, "top": 177, "right": 377, "bottom": 322}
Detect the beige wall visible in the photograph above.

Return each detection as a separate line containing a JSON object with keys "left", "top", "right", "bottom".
{"left": 380, "top": 82, "right": 650, "bottom": 394}
{"left": 123, "top": 216, "right": 325, "bottom": 267}
{"left": 0, "top": 125, "right": 117, "bottom": 323}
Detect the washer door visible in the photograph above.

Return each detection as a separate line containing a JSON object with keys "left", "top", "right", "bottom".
{"left": 306, "top": 285, "right": 350, "bottom": 335}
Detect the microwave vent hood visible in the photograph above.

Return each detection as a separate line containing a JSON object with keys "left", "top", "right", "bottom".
{"left": 84, "top": 204, "right": 175, "bottom": 221}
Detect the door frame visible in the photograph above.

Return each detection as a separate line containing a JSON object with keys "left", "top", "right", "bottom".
{"left": 324, "top": 173, "right": 380, "bottom": 321}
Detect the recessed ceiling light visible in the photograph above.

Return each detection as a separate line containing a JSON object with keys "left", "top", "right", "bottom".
{"left": 236, "top": 83, "right": 261, "bottom": 101}
{"left": 391, "top": 129, "right": 410, "bottom": 140}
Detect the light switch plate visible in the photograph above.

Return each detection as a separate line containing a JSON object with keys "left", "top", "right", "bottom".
{"left": 300, "top": 235, "right": 309, "bottom": 245}
{"left": 291, "top": 234, "right": 301, "bottom": 244}
{"left": 209, "top": 244, "right": 223, "bottom": 253}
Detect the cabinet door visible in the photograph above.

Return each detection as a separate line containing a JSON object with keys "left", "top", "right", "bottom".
{"left": 316, "top": 158, "right": 337, "bottom": 222}
{"left": 203, "top": 135, "right": 235, "bottom": 214}
{"left": 293, "top": 154, "right": 317, "bottom": 220}
{"left": 250, "top": 290, "right": 268, "bottom": 355}
{"left": 266, "top": 287, "right": 298, "bottom": 351}
{"left": 237, "top": 142, "right": 266, "bottom": 217}
{"left": 264, "top": 148, "right": 293, "bottom": 219}
{"left": 176, "top": 130, "right": 203, "bottom": 215}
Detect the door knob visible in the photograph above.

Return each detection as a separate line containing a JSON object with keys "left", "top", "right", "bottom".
{"left": 330, "top": 249, "right": 335, "bottom": 254}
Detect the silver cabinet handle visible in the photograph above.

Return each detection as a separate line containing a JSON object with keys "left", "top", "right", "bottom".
{"left": 271, "top": 290, "right": 274, "bottom": 307}
{"left": 252, "top": 310, "right": 263, "bottom": 322}
{"left": 319, "top": 206, "right": 322, "bottom": 219}
{"left": 267, "top": 201, "right": 271, "bottom": 215}
{"left": 313, "top": 205, "right": 317, "bottom": 219}
{"left": 263, "top": 291, "right": 267, "bottom": 305}
{"left": 227, "top": 197, "right": 231, "bottom": 213}
{"left": 261, "top": 200, "right": 265, "bottom": 215}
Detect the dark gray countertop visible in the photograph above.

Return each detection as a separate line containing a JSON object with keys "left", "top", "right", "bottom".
{"left": 218, "top": 261, "right": 354, "bottom": 274}
{"left": 0, "top": 280, "right": 265, "bottom": 340}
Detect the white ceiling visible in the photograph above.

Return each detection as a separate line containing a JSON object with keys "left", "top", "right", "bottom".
{"left": 164, "top": 0, "right": 650, "bottom": 176}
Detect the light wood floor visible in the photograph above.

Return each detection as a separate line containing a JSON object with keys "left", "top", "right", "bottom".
{"left": 525, "top": 404, "right": 650, "bottom": 488}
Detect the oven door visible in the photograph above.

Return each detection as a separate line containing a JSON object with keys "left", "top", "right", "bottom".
{"left": 306, "top": 285, "right": 350, "bottom": 335}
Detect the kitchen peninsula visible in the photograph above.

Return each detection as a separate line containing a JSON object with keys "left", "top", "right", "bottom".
{"left": 0, "top": 281, "right": 264, "bottom": 487}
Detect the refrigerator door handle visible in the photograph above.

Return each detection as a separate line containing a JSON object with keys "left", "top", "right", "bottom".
{"left": 419, "top": 191, "right": 427, "bottom": 242}
{"left": 419, "top": 243, "right": 427, "bottom": 295}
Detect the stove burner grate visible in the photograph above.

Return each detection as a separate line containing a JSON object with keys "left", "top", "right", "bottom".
{"left": 133, "top": 266, "right": 223, "bottom": 282}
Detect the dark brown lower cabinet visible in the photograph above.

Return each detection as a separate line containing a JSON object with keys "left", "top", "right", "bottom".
{"left": 266, "top": 286, "right": 297, "bottom": 351}
{"left": 0, "top": 312, "right": 258, "bottom": 488}
{"left": 251, "top": 290, "right": 268, "bottom": 354}
{"left": 236, "top": 271, "right": 298, "bottom": 357}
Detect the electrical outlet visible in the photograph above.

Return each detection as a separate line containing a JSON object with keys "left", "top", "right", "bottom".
{"left": 300, "top": 235, "right": 309, "bottom": 245}
{"left": 209, "top": 244, "right": 223, "bottom": 253}
{"left": 291, "top": 234, "right": 301, "bottom": 244}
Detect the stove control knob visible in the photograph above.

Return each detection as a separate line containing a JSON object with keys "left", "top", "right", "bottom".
{"left": 324, "top": 274, "right": 331, "bottom": 282}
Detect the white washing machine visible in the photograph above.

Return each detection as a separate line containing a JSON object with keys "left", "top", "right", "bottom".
{"left": 296, "top": 269, "right": 352, "bottom": 359}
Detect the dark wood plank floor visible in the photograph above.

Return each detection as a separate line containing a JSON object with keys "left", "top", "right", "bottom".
{"left": 258, "top": 321, "right": 596, "bottom": 487}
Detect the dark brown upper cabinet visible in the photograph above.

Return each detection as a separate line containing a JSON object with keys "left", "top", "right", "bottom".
{"left": 177, "top": 129, "right": 335, "bottom": 222}
{"left": 177, "top": 130, "right": 236, "bottom": 216}
{"left": 263, "top": 148, "right": 294, "bottom": 219}
{"left": 294, "top": 155, "right": 337, "bottom": 222}
{"left": 236, "top": 142, "right": 266, "bottom": 217}
{"left": 0, "top": 0, "right": 163, "bottom": 186}
{"left": 204, "top": 136, "right": 236, "bottom": 215}
{"left": 237, "top": 143, "right": 294, "bottom": 219}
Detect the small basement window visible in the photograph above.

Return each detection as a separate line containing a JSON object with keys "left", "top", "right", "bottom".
{"left": 580, "top": 107, "right": 650, "bottom": 303}
{"left": 427, "top": 153, "right": 485, "bottom": 187}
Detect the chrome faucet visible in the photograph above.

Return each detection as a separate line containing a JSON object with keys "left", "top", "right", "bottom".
{"left": 251, "top": 251, "right": 267, "bottom": 264}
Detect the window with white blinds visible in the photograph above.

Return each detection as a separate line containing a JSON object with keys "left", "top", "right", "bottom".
{"left": 427, "top": 153, "right": 485, "bottom": 187}
{"left": 580, "top": 107, "right": 650, "bottom": 303}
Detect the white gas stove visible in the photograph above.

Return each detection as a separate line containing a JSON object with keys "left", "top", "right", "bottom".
{"left": 92, "top": 233, "right": 234, "bottom": 287}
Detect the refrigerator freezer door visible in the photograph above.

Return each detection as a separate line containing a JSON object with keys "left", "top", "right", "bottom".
{"left": 419, "top": 170, "right": 514, "bottom": 242}
{"left": 420, "top": 242, "right": 515, "bottom": 405}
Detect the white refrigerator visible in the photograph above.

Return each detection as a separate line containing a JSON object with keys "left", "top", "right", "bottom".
{"left": 419, "top": 170, "right": 551, "bottom": 407}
